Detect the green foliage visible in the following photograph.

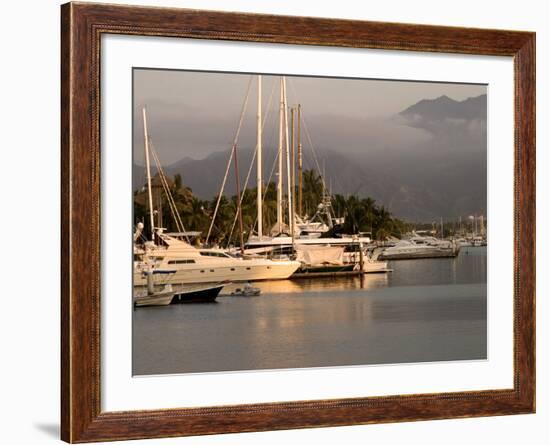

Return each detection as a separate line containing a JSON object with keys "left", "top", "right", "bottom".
{"left": 332, "top": 194, "right": 408, "bottom": 240}
{"left": 134, "top": 169, "right": 408, "bottom": 245}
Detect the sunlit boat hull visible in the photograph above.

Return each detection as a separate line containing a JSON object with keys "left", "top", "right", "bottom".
{"left": 134, "top": 260, "right": 300, "bottom": 286}
{"left": 380, "top": 248, "right": 458, "bottom": 260}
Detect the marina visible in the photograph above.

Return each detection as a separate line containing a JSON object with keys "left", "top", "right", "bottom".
{"left": 132, "top": 70, "right": 488, "bottom": 375}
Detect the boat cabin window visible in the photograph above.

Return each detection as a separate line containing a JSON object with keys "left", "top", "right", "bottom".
{"left": 199, "top": 251, "right": 230, "bottom": 258}
{"left": 167, "top": 259, "right": 195, "bottom": 264}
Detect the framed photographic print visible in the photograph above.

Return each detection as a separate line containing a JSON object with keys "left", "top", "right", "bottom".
{"left": 61, "top": 2, "right": 535, "bottom": 442}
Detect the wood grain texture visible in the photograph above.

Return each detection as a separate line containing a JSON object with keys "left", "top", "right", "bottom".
{"left": 60, "top": 2, "right": 536, "bottom": 442}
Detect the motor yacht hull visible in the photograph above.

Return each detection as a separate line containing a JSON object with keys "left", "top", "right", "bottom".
{"left": 380, "top": 248, "right": 458, "bottom": 260}
{"left": 171, "top": 283, "right": 224, "bottom": 303}
{"left": 134, "top": 260, "right": 300, "bottom": 286}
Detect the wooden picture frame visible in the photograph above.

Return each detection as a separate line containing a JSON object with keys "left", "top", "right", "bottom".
{"left": 61, "top": 2, "right": 535, "bottom": 442}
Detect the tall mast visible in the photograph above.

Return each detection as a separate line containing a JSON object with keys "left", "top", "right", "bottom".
{"left": 233, "top": 143, "right": 245, "bottom": 255}
{"left": 277, "top": 77, "right": 284, "bottom": 233}
{"left": 283, "top": 77, "right": 292, "bottom": 237}
{"left": 256, "top": 75, "right": 263, "bottom": 238}
{"left": 297, "top": 104, "right": 303, "bottom": 217}
{"left": 142, "top": 107, "right": 155, "bottom": 243}
{"left": 291, "top": 107, "right": 295, "bottom": 194}
{"left": 291, "top": 106, "right": 296, "bottom": 238}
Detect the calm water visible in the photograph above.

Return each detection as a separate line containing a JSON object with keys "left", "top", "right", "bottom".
{"left": 133, "top": 247, "right": 487, "bottom": 375}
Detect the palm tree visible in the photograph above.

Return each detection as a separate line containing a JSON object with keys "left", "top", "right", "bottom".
{"left": 374, "top": 206, "right": 393, "bottom": 240}
{"left": 301, "top": 169, "right": 323, "bottom": 217}
{"left": 181, "top": 197, "right": 208, "bottom": 232}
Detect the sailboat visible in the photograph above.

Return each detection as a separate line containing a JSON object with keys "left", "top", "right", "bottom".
{"left": 133, "top": 106, "right": 301, "bottom": 287}
{"left": 243, "top": 76, "right": 386, "bottom": 273}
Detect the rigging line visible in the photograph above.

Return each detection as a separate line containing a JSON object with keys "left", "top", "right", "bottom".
{"left": 155, "top": 161, "right": 188, "bottom": 239}
{"left": 148, "top": 144, "right": 175, "bottom": 226}
{"left": 150, "top": 144, "right": 190, "bottom": 241}
{"left": 149, "top": 145, "right": 181, "bottom": 232}
{"left": 149, "top": 144, "right": 181, "bottom": 227}
{"left": 301, "top": 112, "right": 327, "bottom": 190}
{"left": 226, "top": 80, "right": 277, "bottom": 247}
{"left": 249, "top": 137, "right": 279, "bottom": 237}
{"left": 205, "top": 76, "right": 254, "bottom": 245}
{"left": 247, "top": 88, "right": 281, "bottom": 237}
{"left": 287, "top": 78, "right": 327, "bottom": 190}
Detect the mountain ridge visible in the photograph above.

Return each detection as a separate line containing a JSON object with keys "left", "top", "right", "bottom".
{"left": 400, "top": 93, "right": 487, "bottom": 121}
{"left": 133, "top": 93, "right": 487, "bottom": 221}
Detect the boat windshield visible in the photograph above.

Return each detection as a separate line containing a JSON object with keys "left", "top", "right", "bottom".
{"left": 199, "top": 251, "right": 231, "bottom": 258}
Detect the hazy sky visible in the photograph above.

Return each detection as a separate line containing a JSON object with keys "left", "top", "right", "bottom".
{"left": 133, "top": 69, "right": 486, "bottom": 165}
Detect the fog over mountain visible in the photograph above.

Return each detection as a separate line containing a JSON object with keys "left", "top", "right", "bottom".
{"left": 133, "top": 71, "right": 486, "bottom": 222}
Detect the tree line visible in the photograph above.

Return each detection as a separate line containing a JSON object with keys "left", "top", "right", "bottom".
{"left": 134, "top": 169, "right": 408, "bottom": 245}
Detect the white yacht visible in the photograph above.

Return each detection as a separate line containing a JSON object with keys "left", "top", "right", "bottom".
{"left": 135, "top": 106, "right": 301, "bottom": 287}
{"left": 343, "top": 243, "right": 391, "bottom": 273}
{"left": 379, "top": 239, "right": 459, "bottom": 260}
{"left": 244, "top": 233, "right": 372, "bottom": 254}
{"left": 134, "top": 233, "right": 301, "bottom": 286}
{"left": 472, "top": 236, "right": 487, "bottom": 247}
{"left": 409, "top": 235, "right": 454, "bottom": 248}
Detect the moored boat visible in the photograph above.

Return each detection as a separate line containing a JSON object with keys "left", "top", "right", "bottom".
{"left": 171, "top": 283, "right": 225, "bottom": 303}
{"left": 379, "top": 240, "right": 459, "bottom": 260}
{"left": 134, "top": 286, "right": 175, "bottom": 307}
{"left": 134, "top": 233, "right": 301, "bottom": 286}
{"left": 230, "top": 283, "right": 261, "bottom": 297}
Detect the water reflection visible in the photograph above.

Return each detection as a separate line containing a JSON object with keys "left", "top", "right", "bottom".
{"left": 387, "top": 246, "right": 487, "bottom": 287}
{"left": 133, "top": 247, "right": 487, "bottom": 375}
{"left": 222, "top": 273, "right": 389, "bottom": 295}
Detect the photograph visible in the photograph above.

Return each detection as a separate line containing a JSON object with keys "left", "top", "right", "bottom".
{"left": 132, "top": 69, "right": 488, "bottom": 376}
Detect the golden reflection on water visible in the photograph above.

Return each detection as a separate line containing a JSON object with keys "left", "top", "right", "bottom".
{"left": 222, "top": 274, "right": 389, "bottom": 295}
{"left": 244, "top": 279, "right": 378, "bottom": 360}
{"left": 134, "top": 250, "right": 487, "bottom": 374}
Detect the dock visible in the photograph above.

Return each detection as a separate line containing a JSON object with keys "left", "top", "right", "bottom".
{"left": 291, "top": 270, "right": 362, "bottom": 279}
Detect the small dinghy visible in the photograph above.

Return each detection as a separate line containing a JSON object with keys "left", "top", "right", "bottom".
{"left": 230, "top": 283, "right": 261, "bottom": 297}
{"left": 134, "top": 284, "right": 175, "bottom": 307}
